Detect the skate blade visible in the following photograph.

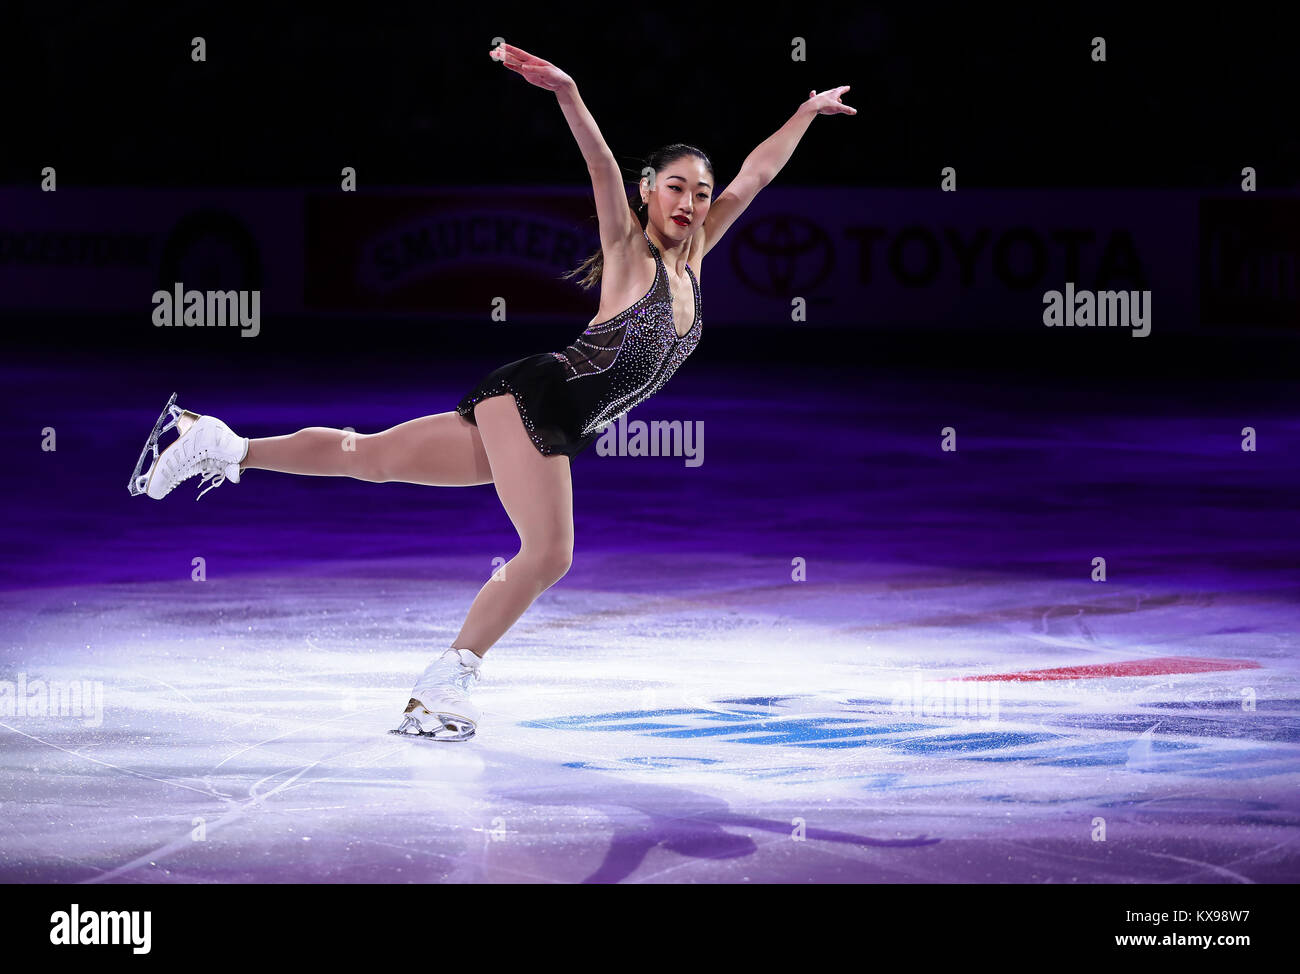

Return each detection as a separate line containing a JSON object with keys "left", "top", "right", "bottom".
{"left": 129, "top": 396, "right": 207, "bottom": 498}
{"left": 128, "top": 393, "right": 177, "bottom": 496}
{"left": 128, "top": 393, "right": 203, "bottom": 496}
{"left": 388, "top": 713, "right": 476, "bottom": 742}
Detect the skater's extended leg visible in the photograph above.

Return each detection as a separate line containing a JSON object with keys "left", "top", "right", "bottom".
{"left": 446, "top": 394, "right": 575, "bottom": 658}
{"left": 241, "top": 411, "right": 492, "bottom": 486}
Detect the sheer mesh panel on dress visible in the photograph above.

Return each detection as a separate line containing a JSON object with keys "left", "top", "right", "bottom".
{"left": 553, "top": 316, "right": 629, "bottom": 378}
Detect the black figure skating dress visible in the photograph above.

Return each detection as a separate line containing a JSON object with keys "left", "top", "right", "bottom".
{"left": 457, "top": 228, "right": 702, "bottom": 458}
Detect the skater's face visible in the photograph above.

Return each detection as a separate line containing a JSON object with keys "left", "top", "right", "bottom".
{"left": 641, "top": 157, "right": 712, "bottom": 240}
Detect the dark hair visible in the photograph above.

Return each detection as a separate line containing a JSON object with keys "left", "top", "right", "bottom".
{"left": 561, "top": 143, "right": 714, "bottom": 291}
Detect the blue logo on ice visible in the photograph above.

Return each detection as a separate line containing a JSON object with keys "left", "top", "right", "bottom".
{"left": 520, "top": 704, "right": 1051, "bottom": 751}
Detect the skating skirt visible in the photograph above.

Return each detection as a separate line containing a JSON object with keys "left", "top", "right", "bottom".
{"left": 456, "top": 353, "right": 601, "bottom": 459}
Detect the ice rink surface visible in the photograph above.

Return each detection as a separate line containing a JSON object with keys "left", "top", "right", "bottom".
{"left": 1, "top": 354, "right": 1297, "bottom": 882}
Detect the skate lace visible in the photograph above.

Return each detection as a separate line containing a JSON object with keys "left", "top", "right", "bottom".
{"left": 459, "top": 658, "right": 483, "bottom": 688}
{"left": 449, "top": 664, "right": 480, "bottom": 693}
{"left": 426, "top": 656, "right": 480, "bottom": 694}
{"left": 195, "top": 460, "right": 228, "bottom": 500}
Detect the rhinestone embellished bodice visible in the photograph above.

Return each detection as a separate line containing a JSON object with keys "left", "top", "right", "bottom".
{"left": 551, "top": 229, "right": 702, "bottom": 436}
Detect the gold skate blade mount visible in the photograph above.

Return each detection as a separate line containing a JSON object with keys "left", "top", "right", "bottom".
{"left": 176, "top": 410, "right": 201, "bottom": 436}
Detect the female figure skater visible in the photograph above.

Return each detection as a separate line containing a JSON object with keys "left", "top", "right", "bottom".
{"left": 127, "top": 42, "right": 855, "bottom": 741}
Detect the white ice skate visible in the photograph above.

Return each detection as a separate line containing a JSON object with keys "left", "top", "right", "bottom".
{"left": 389, "top": 648, "right": 483, "bottom": 742}
{"left": 128, "top": 392, "right": 249, "bottom": 501}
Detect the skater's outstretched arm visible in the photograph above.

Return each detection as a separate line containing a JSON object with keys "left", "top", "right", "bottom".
{"left": 698, "top": 86, "right": 858, "bottom": 260}
{"left": 490, "top": 42, "right": 638, "bottom": 257}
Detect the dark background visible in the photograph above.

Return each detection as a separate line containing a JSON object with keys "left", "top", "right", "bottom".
{"left": 4, "top": 5, "right": 1296, "bottom": 189}
{"left": 1, "top": 2, "right": 1296, "bottom": 379}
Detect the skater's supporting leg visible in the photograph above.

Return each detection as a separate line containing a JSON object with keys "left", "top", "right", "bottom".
{"left": 448, "top": 394, "right": 574, "bottom": 657}
{"left": 241, "top": 411, "right": 492, "bottom": 486}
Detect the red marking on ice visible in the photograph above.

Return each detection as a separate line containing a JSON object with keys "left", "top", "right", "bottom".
{"left": 957, "top": 656, "right": 1260, "bottom": 682}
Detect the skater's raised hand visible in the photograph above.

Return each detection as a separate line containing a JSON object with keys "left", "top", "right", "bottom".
{"left": 805, "top": 86, "right": 857, "bottom": 116}
{"left": 489, "top": 42, "right": 574, "bottom": 92}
